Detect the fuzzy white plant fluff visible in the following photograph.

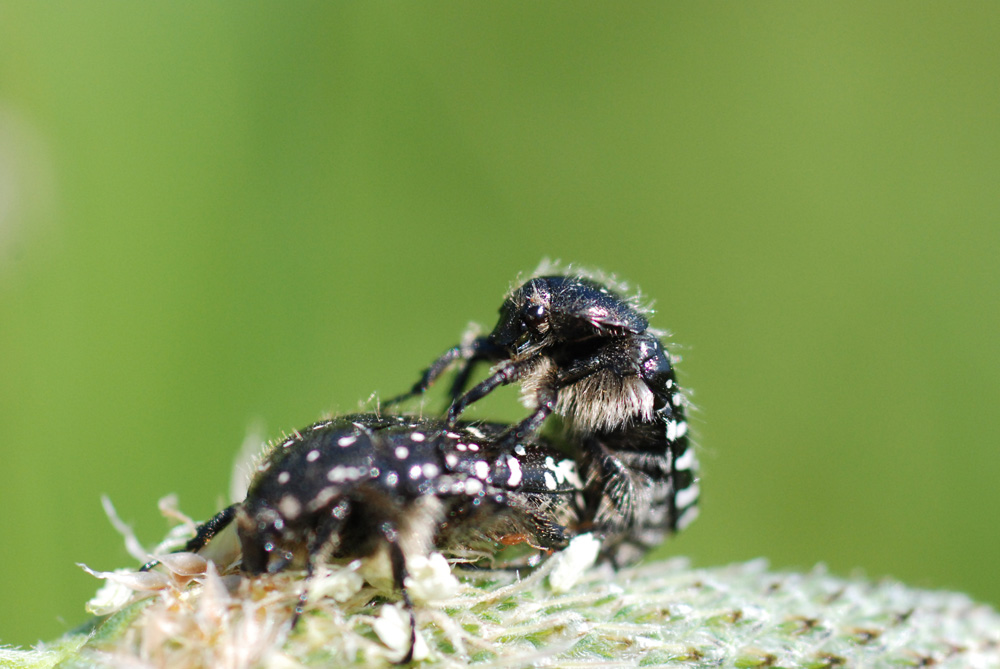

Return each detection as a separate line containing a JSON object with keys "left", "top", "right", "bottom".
{"left": 5, "top": 552, "right": 996, "bottom": 668}
{"left": 5, "top": 499, "right": 999, "bottom": 668}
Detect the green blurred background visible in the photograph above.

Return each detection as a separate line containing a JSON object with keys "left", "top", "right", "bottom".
{"left": 2, "top": 3, "right": 998, "bottom": 647}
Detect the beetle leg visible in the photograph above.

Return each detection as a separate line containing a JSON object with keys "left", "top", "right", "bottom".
{"left": 445, "top": 358, "right": 534, "bottom": 426}
{"left": 493, "top": 383, "right": 557, "bottom": 450}
{"left": 384, "top": 337, "right": 502, "bottom": 408}
{"left": 382, "top": 522, "right": 416, "bottom": 665}
{"left": 290, "top": 508, "right": 349, "bottom": 627}
{"left": 140, "top": 504, "right": 238, "bottom": 572}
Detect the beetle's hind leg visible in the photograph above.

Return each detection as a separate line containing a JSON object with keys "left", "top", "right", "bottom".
{"left": 385, "top": 528, "right": 417, "bottom": 665}
{"left": 289, "top": 505, "right": 349, "bottom": 628}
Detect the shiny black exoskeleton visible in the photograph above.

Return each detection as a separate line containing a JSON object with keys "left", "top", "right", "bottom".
{"left": 392, "top": 272, "right": 699, "bottom": 562}
{"left": 142, "top": 413, "right": 581, "bottom": 662}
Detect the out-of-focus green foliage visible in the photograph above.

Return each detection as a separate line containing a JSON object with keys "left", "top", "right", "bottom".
{"left": 1, "top": 2, "right": 998, "bottom": 647}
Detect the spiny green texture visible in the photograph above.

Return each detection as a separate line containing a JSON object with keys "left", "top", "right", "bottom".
{"left": 5, "top": 557, "right": 999, "bottom": 668}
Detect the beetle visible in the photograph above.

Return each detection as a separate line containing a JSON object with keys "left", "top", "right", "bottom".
{"left": 141, "top": 413, "right": 582, "bottom": 662}
{"left": 388, "top": 270, "right": 699, "bottom": 563}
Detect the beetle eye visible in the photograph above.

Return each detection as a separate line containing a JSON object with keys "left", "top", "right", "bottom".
{"left": 524, "top": 304, "right": 546, "bottom": 330}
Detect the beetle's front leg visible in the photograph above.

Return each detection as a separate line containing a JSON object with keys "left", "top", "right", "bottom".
{"left": 494, "top": 383, "right": 558, "bottom": 450}
{"left": 384, "top": 337, "right": 501, "bottom": 408}
{"left": 445, "top": 358, "right": 530, "bottom": 425}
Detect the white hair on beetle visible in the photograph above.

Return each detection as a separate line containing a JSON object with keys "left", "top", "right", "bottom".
{"left": 524, "top": 258, "right": 656, "bottom": 317}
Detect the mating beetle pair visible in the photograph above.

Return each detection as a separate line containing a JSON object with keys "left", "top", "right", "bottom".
{"left": 142, "top": 269, "right": 699, "bottom": 661}
{"left": 390, "top": 272, "right": 699, "bottom": 563}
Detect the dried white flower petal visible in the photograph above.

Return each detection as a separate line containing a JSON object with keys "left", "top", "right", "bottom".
{"left": 156, "top": 551, "right": 209, "bottom": 576}
{"left": 79, "top": 564, "right": 172, "bottom": 615}
{"left": 548, "top": 533, "right": 601, "bottom": 594}
{"left": 84, "top": 578, "right": 136, "bottom": 615}
{"left": 404, "top": 552, "right": 459, "bottom": 603}
{"left": 307, "top": 564, "right": 364, "bottom": 603}
{"left": 79, "top": 564, "right": 170, "bottom": 592}
{"left": 371, "top": 603, "right": 427, "bottom": 662}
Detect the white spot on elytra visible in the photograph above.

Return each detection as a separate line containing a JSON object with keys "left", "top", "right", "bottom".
{"left": 474, "top": 460, "right": 489, "bottom": 480}
{"left": 558, "top": 459, "right": 583, "bottom": 488}
{"left": 514, "top": 444, "right": 526, "bottom": 456}
{"left": 422, "top": 463, "right": 439, "bottom": 478}
{"left": 544, "top": 456, "right": 582, "bottom": 489}
{"left": 338, "top": 435, "right": 357, "bottom": 447}
{"left": 395, "top": 446, "right": 409, "bottom": 460}
{"left": 505, "top": 455, "right": 522, "bottom": 487}
{"left": 463, "top": 478, "right": 483, "bottom": 495}
{"left": 327, "top": 466, "right": 364, "bottom": 483}
{"left": 277, "top": 471, "right": 291, "bottom": 485}
{"left": 307, "top": 486, "right": 338, "bottom": 511}
{"left": 410, "top": 431, "right": 425, "bottom": 442}
{"left": 675, "top": 448, "right": 696, "bottom": 471}
{"left": 675, "top": 483, "right": 699, "bottom": 510}
{"left": 306, "top": 450, "right": 320, "bottom": 462}
{"left": 278, "top": 494, "right": 301, "bottom": 519}
{"left": 409, "top": 464, "right": 423, "bottom": 480}
{"left": 676, "top": 505, "right": 700, "bottom": 530}
{"left": 543, "top": 471, "right": 557, "bottom": 490}
{"left": 445, "top": 453, "right": 458, "bottom": 468}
